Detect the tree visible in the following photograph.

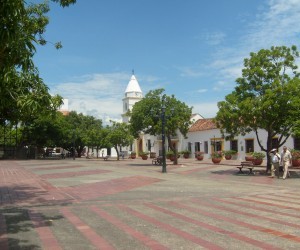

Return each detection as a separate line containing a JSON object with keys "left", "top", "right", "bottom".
{"left": 64, "top": 111, "right": 103, "bottom": 158}
{"left": 215, "top": 46, "right": 300, "bottom": 171}
{"left": 106, "top": 121, "right": 134, "bottom": 160}
{"left": 0, "top": 0, "right": 76, "bottom": 125}
{"left": 129, "top": 89, "right": 192, "bottom": 165}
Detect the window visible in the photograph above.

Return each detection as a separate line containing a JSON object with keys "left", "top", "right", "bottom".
{"left": 294, "top": 137, "right": 300, "bottom": 150}
{"left": 147, "top": 139, "right": 151, "bottom": 151}
{"left": 204, "top": 141, "right": 208, "bottom": 154}
{"left": 188, "top": 142, "right": 192, "bottom": 152}
{"left": 230, "top": 140, "right": 238, "bottom": 152}
{"left": 245, "top": 139, "right": 254, "bottom": 153}
{"left": 195, "top": 142, "right": 201, "bottom": 152}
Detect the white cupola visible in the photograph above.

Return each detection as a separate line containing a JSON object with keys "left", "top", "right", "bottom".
{"left": 122, "top": 71, "right": 143, "bottom": 123}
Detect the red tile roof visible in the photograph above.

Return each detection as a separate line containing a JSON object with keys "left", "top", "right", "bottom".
{"left": 189, "top": 118, "right": 217, "bottom": 132}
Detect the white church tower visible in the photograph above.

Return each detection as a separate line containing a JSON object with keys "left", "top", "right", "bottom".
{"left": 122, "top": 71, "right": 143, "bottom": 123}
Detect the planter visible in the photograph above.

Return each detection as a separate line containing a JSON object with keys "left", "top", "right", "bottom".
{"left": 196, "top": 155, "right": 204, "bottom": 161}
{"left": 225, "top": 155, "right": 232, "bottom": 160}
{"left": 169, "top": 155, "right": 176, "bottom": 161}
{"left": 183, "top": 154, "right": 190, "bottom": 159}
{"left": 245, "top": 156, "right": 254, "bottom": 161}
{"left": 131, "top": 154, "right": 136, "bottom": 159}
{"left": 212, "top": 158, "right": 222, "bottom": 164}
{"left": 150, "top": 152, "right": 156, "bottom": 158}
{"left": 252, "top": 159, "right": 263, "bottom": 165}
{"left": 141, "top": 155, "right": 148, "bottom": 160}
{"left": 292, "top": 159, "right": 300, "bottom": 167}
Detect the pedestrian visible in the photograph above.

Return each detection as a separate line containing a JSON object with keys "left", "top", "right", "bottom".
{"left": 269, "top": 149, "right": 280, "bottom": 178}
{"left": 280, "top": 146, "right": 292, "bottom": 180}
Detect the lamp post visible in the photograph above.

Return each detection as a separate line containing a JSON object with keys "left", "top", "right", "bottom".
{"left": 161, "top": 103, "right": 167, "bottom": 173}
{"left": 151, "top": 94, "right": 173, "bottom": 173}
{"left": 72, "top": 130, "right": 76, "bottom": 160}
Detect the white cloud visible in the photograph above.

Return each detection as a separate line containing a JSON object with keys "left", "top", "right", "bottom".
{"left": 51, "top": 73, "right": 130, "bottom": 123}
{"left": 202, "top": 31, "right": 226, "bottom": 46}
{"left": 191, "top": 102, "right": 219, "bottom": 118}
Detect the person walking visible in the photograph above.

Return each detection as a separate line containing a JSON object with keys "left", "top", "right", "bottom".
{"left": 280, "top": 146, "right": 292, "bottom": 180}
{"left": 269, "top": 149, "right": 281, "bottom": 178}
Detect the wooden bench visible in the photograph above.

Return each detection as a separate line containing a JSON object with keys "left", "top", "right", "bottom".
{"left": 237, "top": 161, "right": 254, "bottom": 175}
{"left": 103, "top": 155, "right": 110, "bottom": 161}
{"left": 152, "top": 156, "right": 163, "bottom": 165}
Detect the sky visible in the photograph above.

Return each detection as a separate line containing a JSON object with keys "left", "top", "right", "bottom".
{"left": 32, "top": 0, "right": 300, "bottom": 123}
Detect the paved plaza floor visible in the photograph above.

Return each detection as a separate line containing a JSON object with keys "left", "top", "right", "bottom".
{"left": 1, "top": 157, "right": 300, "bottom": 249}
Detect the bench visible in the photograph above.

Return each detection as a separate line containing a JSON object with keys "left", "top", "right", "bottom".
{"left": 152, "top": 156, "right": 163, "bottom": 165}
{"left": 103, "top": 155, "right": 110, "bottom": 161}
{"left": 237, "top": 161, "right": 254, "bottom": 175}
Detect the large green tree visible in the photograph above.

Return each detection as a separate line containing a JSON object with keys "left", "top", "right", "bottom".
{"left": 0, "top": 0, "right": 76, "bottom": 125}
{"left": 129, "top": 89, "right": 192, "bottom": 165}
{"left": 215, "top": 46, "right": 300, "bottom": 171}
{"left": 106, "top": 121, "right": 134, "bottom": 160}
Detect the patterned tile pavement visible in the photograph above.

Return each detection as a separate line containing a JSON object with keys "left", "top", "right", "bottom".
{"left": 1, "top": 157, "right": 300, "bottom": 249}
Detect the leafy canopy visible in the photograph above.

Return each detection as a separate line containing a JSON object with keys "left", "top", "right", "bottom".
{"left": 0, "top": 0, "right": 76, "bottom": 124}
{"left": 215, "top": 45, "right": 300, "bottom": 168}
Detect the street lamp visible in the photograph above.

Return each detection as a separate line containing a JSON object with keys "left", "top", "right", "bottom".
{"left": 156, "top": 94, "right": 174, "bottom": 173}
{"left": 72, "top": 130, "right": 76, "bottom": 160}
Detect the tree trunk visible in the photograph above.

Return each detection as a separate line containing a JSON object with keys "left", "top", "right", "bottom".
{"left": 167, "top": 135, "right": 178, "bottom": 165}
{"left": 114, "top": 146, "right": 119, "bottom": 160}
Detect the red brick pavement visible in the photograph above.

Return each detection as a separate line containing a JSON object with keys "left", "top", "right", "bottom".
{"left": 1, "top": 159, "right": 300, "bottom": 249}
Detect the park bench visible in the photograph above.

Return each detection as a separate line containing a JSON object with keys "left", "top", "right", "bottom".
{"left": 152, "top": 156, "right": 163, "bottom": 165}
{"left": 237, "top": 161, "right": 255, "bottom": 175}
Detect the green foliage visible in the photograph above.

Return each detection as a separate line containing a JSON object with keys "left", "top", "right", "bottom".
{"left": 251, "top": 152, "right": 265, "bottom": 159}
{"left": 223, "top": 150, "right": 237, "bottom": 156}
{"left": 0, "top": 0, "right": 75, "bottom": 124}
{"left": 180, "top": 150, "right": 191, "bottom": 155}
{"left": 107, "top": 121, "right": 134, "bottom": 160}
{"left": 290, "top": 149, "right": 300, "bottom": 160}
{"left": 194, "top": 151, "right": 204, "bottom": 156}
{"left": 215, "top": 46, "right": 300, "bottom": 163}
{"left": 129, "top": 89, "right": 192, "bottom": 164}
{"left": 211, "top": 151, "right": 223, "bottom": 159}
{"left": 139, "top": 151, "right": 149, "bottom": 156}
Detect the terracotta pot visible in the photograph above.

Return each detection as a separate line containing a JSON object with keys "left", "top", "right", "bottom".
{"left": 212, "top": 158, "right": 221, "bottom": 164}
{"left": 292, "top": 159, "right": 300, "bottom": 167}
{"left": 225, "top": 155, "right": 232, "bottom": 160}
{"left": 196, "top": 155, "right": 204, "bottom": 161}
{"left": 141, "top": 155, "right": 148, "bottom": 160}
{"left": 131, "top": 154, "right": 136, "bottom": 159}
{"left": 252, "top": 159, "right": 263, "bottom": 165}
{"left": 245, "top": 156, "right": 254, "bottom": 161}
{"left": 183, "top": 154, "right": 190, "bottom": 159}
{"left": 169, "top": 155, "right": 176, "bottom": 161}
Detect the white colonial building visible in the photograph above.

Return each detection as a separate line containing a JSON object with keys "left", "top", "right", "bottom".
{"left": 121, "top": 73, "right": 300, "bottom": 160}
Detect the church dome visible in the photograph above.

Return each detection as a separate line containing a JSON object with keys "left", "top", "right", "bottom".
{"left": 125, "top": 74, "right": 142, "bottom": 94}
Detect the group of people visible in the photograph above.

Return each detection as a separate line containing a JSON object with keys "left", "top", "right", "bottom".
{"left": 269, "top": 146, "right": 292, "bottom": 179}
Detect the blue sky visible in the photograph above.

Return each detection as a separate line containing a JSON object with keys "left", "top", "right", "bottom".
{"left": 33, "top": 0, "right": 300, "bottom": 123}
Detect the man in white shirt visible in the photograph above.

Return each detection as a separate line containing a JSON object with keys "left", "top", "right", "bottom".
{"left": 269, "top": 149, "right": 280, "bottom": 178}
{"left": 280, "top": 146, "right": 292, "bottom": 180}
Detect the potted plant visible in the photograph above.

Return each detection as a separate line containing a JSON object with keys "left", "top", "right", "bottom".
{"left": 245, "top": 152, "right": 254, "bottom": 161}
{"left": 130, "top": 151, "right": 136, "bottom": 159}
{"left": 211, "top": 151, "right": 223, "bottom": 164}
{"left": 181, "top": 150, "right": 191, "bottom": 159}
{"left": 195, "top": 151, "right": 204, "bottom": 160}
{"left": 290, "top": 149, "right": 300, "bottom": 167}
{"left": 140, "top": 151, "right": 149, "bottom": 160}
{"left": 223, "top": 150, "right": 236, "bottom": 160}
{"left": 251, "top": 151, "right": 265, "bottom": 165}
{"left": 166, "top": 151, "right": 179, "bottom": 161}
